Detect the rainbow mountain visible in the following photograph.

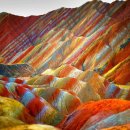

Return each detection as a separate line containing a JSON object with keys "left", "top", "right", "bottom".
{"left": 0, "top": 0, "right": 130, "bottom": 130}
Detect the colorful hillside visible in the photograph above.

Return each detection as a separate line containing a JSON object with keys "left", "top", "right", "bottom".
{"left": 0, "top": 0, "right": 130, "bottom": 130}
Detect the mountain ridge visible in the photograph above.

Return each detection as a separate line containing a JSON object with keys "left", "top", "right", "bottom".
{"left": 0, "top": 0, "right": 130, "bottom": 129}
